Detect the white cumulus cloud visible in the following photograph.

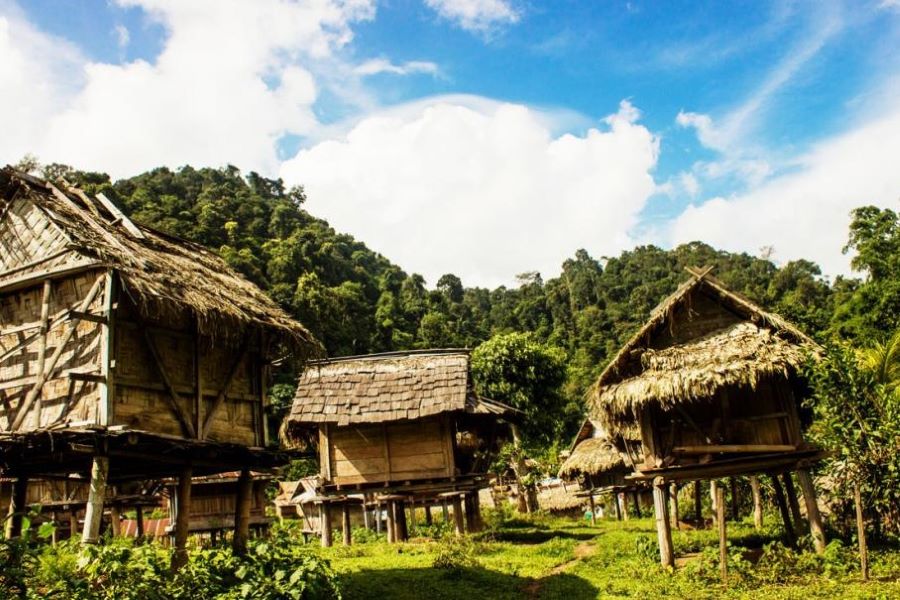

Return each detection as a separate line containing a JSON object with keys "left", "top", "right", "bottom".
{"left": 281, "top": 98, "right": 659, "bottom": 287}
{"left": 0, "top": 0, "right": 376, "bottom": 177}
{"left": 354, "top": 58, "right": 439, "bottom": 77}
{"left": 424, "top": 0, "right": 519, "bottom": 33}
{"left": 667, "top": 106, "right": 900, "bottom": 276}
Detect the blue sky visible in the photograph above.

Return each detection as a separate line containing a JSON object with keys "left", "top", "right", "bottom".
{"left": 2, "top": 0, "right": 900, "bottom": 286}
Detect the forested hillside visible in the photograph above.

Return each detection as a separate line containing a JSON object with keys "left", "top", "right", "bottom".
{"left": 37, "top": 162, "right": 900, "bottom": 443}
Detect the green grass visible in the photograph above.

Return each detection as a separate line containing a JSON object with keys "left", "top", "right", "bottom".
{"left": 318, "top": 513, "right": 900, "bottom": 600}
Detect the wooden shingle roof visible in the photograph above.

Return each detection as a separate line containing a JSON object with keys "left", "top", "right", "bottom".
{"left": 285, "top": 349, "right": 513, "bottom": 428}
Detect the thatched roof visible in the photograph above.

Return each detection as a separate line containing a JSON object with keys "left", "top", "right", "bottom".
{"left": 589, "top": 267, "right": 817, "bottom": 432}
{"left": 0, "top": 167, "right": 318, "bottom": 358}
{"left": 284, "top": 349, "right": 514, "bottom": 432}
{"left": 558, "top": 437, "right": 626, "bottom": 479}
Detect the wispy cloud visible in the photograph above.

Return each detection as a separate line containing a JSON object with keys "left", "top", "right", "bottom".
{"left": 354, "top": 58, "right": 439, "bottom": 77}
{"left": 424, "top": 0, "right": 519, "bottom": 34}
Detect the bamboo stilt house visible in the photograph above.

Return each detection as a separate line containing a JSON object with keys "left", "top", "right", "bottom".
{"left": 589, "top": 267, "right": 826, "bottom": 566}
{"left": 0, "top": 167, "right": 319, "bottom": 560}
{"left": 283, "top": 349, "right": 515, "bottom": 545}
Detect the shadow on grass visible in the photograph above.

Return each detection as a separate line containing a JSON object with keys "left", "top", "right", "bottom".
{"left": 339, "top": 566, "right": 598, "bottom": 600}
{"left": 486, "top": 530, "right": 596, "bottom": 544}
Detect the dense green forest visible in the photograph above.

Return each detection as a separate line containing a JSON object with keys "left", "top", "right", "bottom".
{"left": 35, "top": 162, "right": 900, "bottom": 444}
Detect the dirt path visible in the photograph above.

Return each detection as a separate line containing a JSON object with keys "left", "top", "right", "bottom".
{"left": 524, "top": 541, "right": 596, "bottom": 598}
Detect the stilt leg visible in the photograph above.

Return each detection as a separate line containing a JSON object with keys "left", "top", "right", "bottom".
{"left": 782, "top": 473, "right": 804, "bottom": 535}
{"left": 171, "top": 464, "right": 193, "bottom": 571}
{"left": 770, "top": 474, "right": 796, "bottom": 547}
{"left": 652, "top": 478, "right": 674, "bottom": 569}
{"left": 321, "top": 503, "right": 333, "bottom": 548}
{"left": 750, "top": 476, "right": 763, "bottom": 530}
{"left": 589, "top": 493, "right": 596, "bottom": 525}
{"left": 5, "top": 476, "right": 28, "bottom": 539}
{"left": 853, "top": 484, "right": 868, "bottom": 580}
{"left": 452, "top": 495, "right": 464, "bottom": 537}
{"left": 670, "top": 483, "right": 679, "bottom": 530}
{"left": 82, "top": 456, "right": 108, "bottom": 545}
{"left": 694, "top": 480, "right": 703, "bottom": 528}
{"left": 796, "top": 469, "right": 826, "bottom": 555}
{"left": 342, "top": 503, "right": 352, "bottom": 546}
{"left": 716, "top": 483, "right": 727, "bottom": 584}
{"left": 233, "top": 469, "right": 252, "bottom": 555}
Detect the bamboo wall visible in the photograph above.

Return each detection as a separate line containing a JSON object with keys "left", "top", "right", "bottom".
{"left": 0, "top": 270, "right": 107, "bottom": 430}
{"left": 322, "top": 416, "right": 455, "bottom": 486}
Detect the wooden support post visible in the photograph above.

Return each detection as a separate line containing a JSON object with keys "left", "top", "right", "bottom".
{"left": 473, "top": 493, "right": 483, "bottom": 531}
{"left": 750, "top": 476, "right": 763, "bottom": 530}
{"left": 853, "top": 484, "right": 869, "bottom": 581}
{"left": 442, "top": 500, "right": 449, "bottom": 523}
{"left": 5, "top": 476, "right": 28, "bottom": 539}
{"left": 82, "top": 456, "right": 108, "bottom": 544}
{"left": 375, "top": 502, "right": 382, "bottom": 535}
{"left": 588, "top": 493, "right": 596, "bottom": 525}
{"left": 633, "top": 491, "right": 642, "bottom": 518}
{"left": 408, "top": 500, "right": 417, "bottom": 533}
{"left": 342, "top": 503, "right": 352, "bottom": 546}
{"left": 670, "top": 483, "right": 679, "bottom": 530}
{"left": 320, "top": 503, "right": 333, "bottom": 547}
{"left": 109, "top": 504, "right": 121, "bottom": 537}
{"left": 614, "top": 492, "right": 622, "bottom": 520}
{"left": 716, "top": 482, "right": 727, "bottom": 584}
{"left": 782, "top": 473, "right": 804, "bottom": 535}
{"left": 621, "top": 492, "right": 630, "bottom": 521}
{"left": 385, "top": 502, "right": 395, "bottom": 543}
{"left": 233, "top": 470, "right": 252, "bottom": 555}
{"left": 398, "top": 500, "right": 409, "bottom": 541}
{"left": 710, "top": 480, "right": 718, "bottom": 512}
{"left": 464, "top": 493, "right": 475, "bottom": 532}
{"left": 652, "top": 478, "right": 674, "bottom": 569}
{"left": 770, "top": 474, "right": 796, "bottom": 547}
{"left": 452, "top": 495, "right": 464, "bottom": 537}
{"left": 694, "top": 480, "right": 703, "bottom": 527}
{"left": 796, "top": 469, "right": 826, "bottom": 555}
{"left": 135, "top": 505, "right": 144, "bottom": 539}
{"left": 171, "top": 464, "right": 193, "bottom": 571}
{"left": 69, "top": 511, "right": 79, "bottom": 540}
{"left": 425, "top": 504, "right": 433, "bottom": 526}
{"left": 730, "top": 478, "right": 739, "bottom": 521}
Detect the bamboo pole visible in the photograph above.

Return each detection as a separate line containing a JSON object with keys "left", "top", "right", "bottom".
{"left": 853, "top": 484, "right": 869, "bottom": 581}
{"left": 652, "top": 478, "right": 674, "bottom": 568}
{"left": 750, "top": 476, "right": 763, "bottom": 530}
{"left": 716, "top": 483, "right": 727, "bottom": 584}
{"left": 32, "top": 279, "right": 52, "bottom": 428}
{"left": 797, "top": 470, "right": 826, "bottom": 555}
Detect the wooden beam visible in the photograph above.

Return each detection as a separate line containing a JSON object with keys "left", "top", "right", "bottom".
{"left": 653, "top": 477, "right": 674, "bottom": 568}
{"left": 67, "top": 310, "right": 107, "bottom": 325}
{"left": 81, "top": 455, "right": 108, "bottom": 544}
{"left": 199, "top": 341, "right": 248, "bottom": 439}
{"left": 141, "top": 327, "right": 196, "bottom": 439}
{"left": 11, "top": 274, "right": 105, "bottom": 431}
{"left": 95, "top": 192, "right": 146, "bottom": 240}
{"left": 673, "top": 444, "right": 796, "bottom": 454}
{"left": 797, "top": 469, "right": 826, "bottom": 555}
{"left": 233, "top": 469, "right": 252, "bottom": 555}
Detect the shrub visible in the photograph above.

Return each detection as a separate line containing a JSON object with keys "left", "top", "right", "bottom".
{"left": 431, "top": 535, "right": 480, "bottom": 577}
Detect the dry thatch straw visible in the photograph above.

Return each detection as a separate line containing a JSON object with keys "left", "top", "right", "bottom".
{"left": 558, "top": 437, "right": 626, "bottom": 479}
{"left": 588, "top": 268, "right": 818, "bottom": 434}
{"left": 0, "top": 167, "right": 319, "bottom": 360}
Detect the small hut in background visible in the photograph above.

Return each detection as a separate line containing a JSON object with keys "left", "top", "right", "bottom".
{"left": 0, "top": 167, "right": 318, "bottom": 565}
{"left": 558, "top": 419, "right": 646, "bottom": 522}
{"left": 590, "top": 267, "right": 825, "bottom": 570}
{"left": 283, "top": 349, "right": 516, "bottom": 546}
{"left": 162, "top": 472, "right": 273, "bottom": 542}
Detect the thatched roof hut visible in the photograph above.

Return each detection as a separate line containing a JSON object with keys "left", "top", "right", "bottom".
{"left": 0, "top": 167, "right": 318, "bottom": 357}
{"left": 590, "top": 267, "right": 817, "bottom": 438}
{"left": 558, "top": 437, "right": 624, "bottom": 480}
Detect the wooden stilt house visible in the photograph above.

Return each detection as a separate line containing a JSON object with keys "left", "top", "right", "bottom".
{"left": 283, "top": 349, "right": 515, "bottom": 545}
{"left": 589, "top": 267, "right": 825, "bottom": 568}
{"left": 0, "top": 167, "right": 318, "bottom": 562}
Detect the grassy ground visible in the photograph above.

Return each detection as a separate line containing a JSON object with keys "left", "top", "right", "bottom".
{"left": 319, "top": 513, "right": 900, "bottom": 600}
